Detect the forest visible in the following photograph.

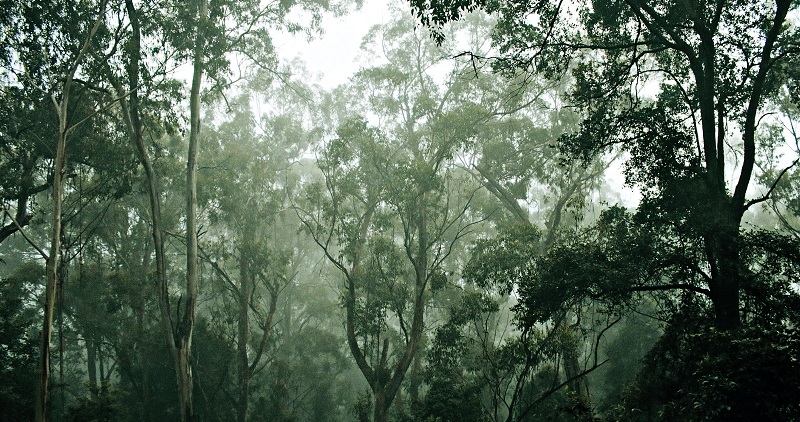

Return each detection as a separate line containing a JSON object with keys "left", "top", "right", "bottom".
{"left": 1, "top": 0, "right": 799, "bottom": 421}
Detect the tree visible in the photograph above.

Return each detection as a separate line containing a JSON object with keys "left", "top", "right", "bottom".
{"left": 518, "top": 205, "right": 800, "bottom": 419}
{"left": 0, "top": 262, "right": 42, "bottom": 421}
{"left": 101, "top": 0, "right": 348, "bottom": 417}
{"left": 409, "top": 0, "right": 800, "bottom": 416}
{"left": 299, "top": 25, "right": 486, "bottom": 417}
{"left": 410, "top": 0, "right": 800, "bottom": 333}
{"left": 402, "top": 15, "right": 613, "bottom": 420}
{"left": 298, "top": 12, "right": 506, "bottom": 420}
{"left": 300, "top": 116, "right": 477, "bottom": 421}
{"left": 199, "top": 86, "right": 314, "bottom": 421}
{"left": 4, "top": 1, "right": 111, "bottom": 419}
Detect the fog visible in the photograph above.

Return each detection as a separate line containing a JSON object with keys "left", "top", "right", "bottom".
{"left": 0, "top": 0, "right": 798, "bottom": 421}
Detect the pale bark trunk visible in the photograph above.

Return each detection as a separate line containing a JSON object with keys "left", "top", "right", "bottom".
{"left": 36, "top": 8, "right": 106, "bottom": 415}
{"left": 87, "top": 335, "right": 98, "bottom": 388}
{"left": 36, "top": 116, "right": 65, "bottom": 422}
{"left": 118, "top": 0, "right": 188, "bottom": 417}
{"left": 177, "top": 0, "right": 207, "bottom": 418}
{"left": 561, "top": 318, "right": 590, "bottom": 414}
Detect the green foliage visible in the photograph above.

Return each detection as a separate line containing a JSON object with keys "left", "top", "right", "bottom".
{"left": 464, "top": 199, "right": 800, "bottom": 417}
{"left": 591, "top": 307, "right": 661, "bottom": 413}
{"left": 464, "top": 223, "right": 541, "bottom": 295}
{"left": 615, "top": 324, "right": 800, "bottom": 421}
{"left": 420, "top": 293, "right": 496, "bottom": 422}
{"left": 415, "top": 377, "right": 486, "bottom": 422}
{"left": 3, "top": 0, "right": 799, "bottom": 420}
{"left": 65, "top": 382, "right": 128, "bottom": 422}
{"left": 351, "top": 389, "right": 373, "bottom": 422}
{"left": 739, "top": 229, "right": 800, "bottom": 326}
{"left": 0, "top": 262, "right": 40, "bottom": 421}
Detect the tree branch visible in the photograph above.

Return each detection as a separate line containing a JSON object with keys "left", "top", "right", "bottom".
{"left": 744, "top": 157, "right": 800, "bottom": 210}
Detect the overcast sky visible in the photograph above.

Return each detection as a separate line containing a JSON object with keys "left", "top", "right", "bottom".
{"left": 273, "top": 0, "right": 392, "bottom": 89}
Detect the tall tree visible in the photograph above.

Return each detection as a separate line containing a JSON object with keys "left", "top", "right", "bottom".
{"left": 299, "top": 12, "right": 492, "bottom": 420}
{"left": 102, "top": 0, "right": 348, "bottom": 417}
{"left": 199, "top": 86, "right": 313, "bottom": 421}
{"left": 26, "top": 2, "right": 110, "bottom": 419}
{"left": 301, "top": 116, "right": 479, "bottom": 422}
{"left": 411, "top": 0, "right": 799, "bottom": 333}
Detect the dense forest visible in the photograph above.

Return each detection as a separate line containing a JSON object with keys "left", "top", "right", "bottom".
{"left": 1, "top": 0, "right": 799, "bottom": 420}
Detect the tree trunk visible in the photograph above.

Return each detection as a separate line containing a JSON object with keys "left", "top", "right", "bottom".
{"left": 706, "top": 225, "right": 742, "bottom": 331}
{"left": 35, "top": 12, "right": 104, "bottom": 407}
{"left": 87, "top": 335, "right": 98, "bottom": 388}
{"left": 408, "top": 351, "right": 422, "bottom": 405}
{"left": 373, "top": 389, "right": 388, "bottom": 422}
{"left": 236, "top": 232, "right": 252, "bottom": 422}
{"left": 118, "top": 0, "right": 185, "bottom": 418}
{"left": 177, "top": 0, "right": 207, "bottom": 417}
{"left": 136, "top": 305, "right": 150, "bottom": 422}
{"left": 36, "top": 117, "right": 65, "bottom": 422}
{"left": 562, "top": 324, "right": 591, "bottom": 417}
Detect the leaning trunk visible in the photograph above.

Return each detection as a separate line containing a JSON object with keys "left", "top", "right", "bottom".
{"left": 119, "top": 0, "right": 184, "bottom": 417}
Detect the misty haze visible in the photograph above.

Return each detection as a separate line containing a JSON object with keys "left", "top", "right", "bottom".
{"left": 1, "top": 0, "right": 799, "bottom": 421}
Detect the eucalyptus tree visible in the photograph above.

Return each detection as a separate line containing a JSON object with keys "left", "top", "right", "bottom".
{"left": 454, "top": 113, "right": 611, "bottom": 419}
{"left": 99, "top": 0, "right": 352, "bottom": 418}
{"left": 409, "top": 0, "right": 800, "bottom": 416}
{"left": 298, "top": 11, "right": 490, "bottom": 420}
{"left": 369, "top": 16, "right": 615, "bottom": 422}
{"left": 198, "top": 84, "right": 317, "bottom": 421}
{"left": 301, "top": 118, "right": 480, "bottom": 422}
{"left": 0, "top": 0, "right": 140, "bottom": 419}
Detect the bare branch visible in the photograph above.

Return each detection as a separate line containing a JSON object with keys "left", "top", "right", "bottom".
{"left": 2, "top": 209, "right": 48, "bottom": 259}
{"left": 745, "top": 157, "right": 800, "bottom": 210}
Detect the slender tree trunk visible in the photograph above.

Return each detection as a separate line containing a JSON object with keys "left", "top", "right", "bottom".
{"left": 119, "top": 0, "right": 183, "bottom": 418}
{"left": 236, "top": 231, "right": 252, "bottom": 422}
{"left": 87, "top": 335, "right": 98, "bottom": 388}
{"left": 177, "top": 0, "right": 207, "bottom": 418}
{"left": 561, "top": 319, "right": 591, "bottom": 416}
{"left": 35, "top": 11, "right": 104, "bottom": 407}
{"left": 98, "top": 344, "right": 106, "bottom": 384}
{"left": 136, "top": 305, "right": 150, "bottom": 422}
{"left": 408, "top": 351, "right": 422, "bottom": 405}
{"left": 36, "top": 110, "right": 66, "bottom": 422}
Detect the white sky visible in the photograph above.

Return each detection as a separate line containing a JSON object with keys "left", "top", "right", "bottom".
{"left": 272, "top": 0, "right": 393, "bottom": 89}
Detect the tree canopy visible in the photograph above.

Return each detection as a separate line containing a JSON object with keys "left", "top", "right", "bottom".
{"left": 0, "top": 0, "right": 799, "bottom": 421}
